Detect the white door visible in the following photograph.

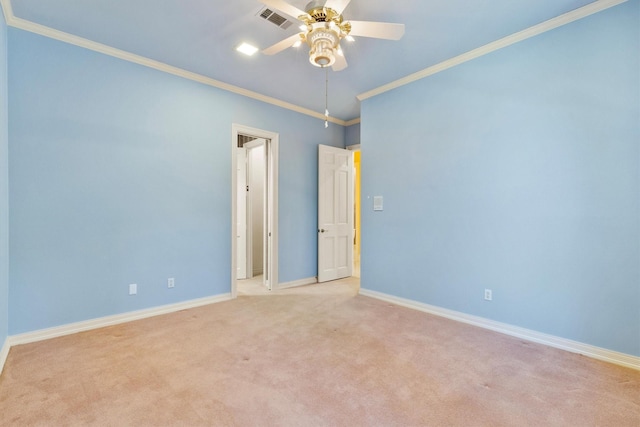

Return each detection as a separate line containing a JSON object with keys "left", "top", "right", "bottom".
{"left": 236, "top": 146, "right": 248, "bottom": 279}
{"left": 245, "top": 139, "right": 266, "bottom": 280}
{"left": 318, "top": 145, "right": 354, "bottom": 282}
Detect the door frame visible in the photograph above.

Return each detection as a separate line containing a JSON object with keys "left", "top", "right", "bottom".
{"left": 231, "top": 124, "right": 279, "bottom": 297}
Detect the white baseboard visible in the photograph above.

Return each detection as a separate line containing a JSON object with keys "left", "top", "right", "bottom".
{"left": 277, "top": 276, "right": 318, "bottom": 290}
{"left": 359, "top": 288, "right": 640, "bottom": 371}
{"left": 0, "top": 337, "right": 9, "bottom": 376}
{"left": 8, "top": 293, "right": 232, "bottom": 347}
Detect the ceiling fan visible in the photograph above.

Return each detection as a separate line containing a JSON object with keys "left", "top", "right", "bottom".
{"left": 260, "top": 0, "right": 405, "bottom": 71}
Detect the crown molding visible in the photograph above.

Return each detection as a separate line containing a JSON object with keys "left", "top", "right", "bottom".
{"left": 358, "top": 0, "right": 628, "bottom": 102}
{"left": 0, "top": 0, "right": 349, "bottom": 126}
{"left": 0, "top": 0, "right": 626, "bottom": 139}
{"left": 0, "top": 0, "right": 13, "bottom": 25}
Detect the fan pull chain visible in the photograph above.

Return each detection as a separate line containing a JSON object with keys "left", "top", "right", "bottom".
{"left": 324, "top": 68, "right": 329, "bottom": 129}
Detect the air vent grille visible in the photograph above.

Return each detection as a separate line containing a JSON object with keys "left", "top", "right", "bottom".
{"left": 260, "top": 8, "right": 273, "bottom": 19}
{"left": 258, "top": 8, "right": 293, "bottom": 29}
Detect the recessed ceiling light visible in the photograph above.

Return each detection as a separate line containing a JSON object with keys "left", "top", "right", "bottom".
{"left": 293, "top": 40, "right": 302, "bottom": 48}
{"left": 345, "top": 35, "right": 355, "bottom": 42}
{"left": 236, "top": 42, "right": 259, "bottom": 56}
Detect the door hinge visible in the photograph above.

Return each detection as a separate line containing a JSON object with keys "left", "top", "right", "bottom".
{"left": 246, "top": 185, "right": 249, "bottom": 192}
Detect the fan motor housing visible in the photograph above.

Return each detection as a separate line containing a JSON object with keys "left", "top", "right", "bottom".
{"left": 308, "top": 26, "right": 339, "bottom": 67}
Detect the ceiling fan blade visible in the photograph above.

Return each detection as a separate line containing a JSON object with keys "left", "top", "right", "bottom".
{"left": 332, "top": 51, "right": 348, "bottom": 71}
{"left": 262, "top": 33, "right": 302, "bottom": 55}
{"left": 324, "top": 0, "right": 352, "bottom": 14}
{"left": 258, "top": 0, "right": 307, "bottom": 20}
{"left": 348, "top": 21, "right": 405, "bottom": 40}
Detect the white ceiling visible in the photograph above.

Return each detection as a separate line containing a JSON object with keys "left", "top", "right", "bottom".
{"left": 3, "top": 0, "right": 605, "bottom": 121}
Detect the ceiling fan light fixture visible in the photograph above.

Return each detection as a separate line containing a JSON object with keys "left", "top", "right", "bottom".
{"left": 261, "top": 0, "right": 405, "bottom": 74}
{"left": 310, "top": 41, "right": 335, "bottom": 67}
{"left": 308, "top": 27, "right": 339, "bottom": 68}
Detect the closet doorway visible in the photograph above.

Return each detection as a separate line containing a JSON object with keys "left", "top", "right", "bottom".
{"left": 231, "top": 125, "right": 279, "bottom": 297}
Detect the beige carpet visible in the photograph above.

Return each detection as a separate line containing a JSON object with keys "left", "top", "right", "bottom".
{"left": 1, "top": 277, "right": 638, "bottom": 426}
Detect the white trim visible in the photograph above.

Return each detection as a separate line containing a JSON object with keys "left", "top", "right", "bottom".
{"left": 231, "top": 130, "right": 239, "bottom": 299}
{"left": 359, "top": 288, "right": 640, "bottom": 371}
{"left": 0, "top": 0, "right": 10, "bottom": 378}
{"left": 0, "top": 1, "right": 347, "bottom": 127}
{"left": 268, "top": 135, "right": 279, "bottom": 292}
{"left": 8, "top": 293, "right": 232, "bottom": 347}
{"left": 277, "top": 276, "right": 318, "bottom": 290}
{"left": 0, "top": 337, "right": 9, "bottom": 375}
{"left": 0, "top": 0, "right": 13, "bottom": 25}
{"left": 2, "top": 0, "right": 625, "bottom": 124}
{"left": 358, "top": 0, "right": 628, "bottom": 102}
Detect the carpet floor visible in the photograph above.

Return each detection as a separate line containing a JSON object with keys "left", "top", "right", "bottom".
{"left": 1, "top": 278, "right": 638, "bottom": 426}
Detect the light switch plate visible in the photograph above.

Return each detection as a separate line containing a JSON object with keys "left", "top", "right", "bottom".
{"left": 373, "top": 196, "right": 383, "bottom": 211}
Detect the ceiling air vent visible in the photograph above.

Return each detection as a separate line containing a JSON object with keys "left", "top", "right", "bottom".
{"left": 258, "top": 8, "right": 293, "bottom": 30}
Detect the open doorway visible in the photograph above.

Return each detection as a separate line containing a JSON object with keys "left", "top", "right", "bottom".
{"left": 236, "top": 137, "right": 266, "bottom": 280}
{"left": 231, "top": 125, "right": 279, "bottom": 298}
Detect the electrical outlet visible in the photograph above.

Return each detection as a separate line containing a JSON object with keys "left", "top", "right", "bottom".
{"left": 129, "top": 283, "right": 137, "bottom": 295}
{"left": 168, "top": 278, "right": 175, "bottom": 288}
{"left": 484, "top": 289, "right": 492, "bottom": 301}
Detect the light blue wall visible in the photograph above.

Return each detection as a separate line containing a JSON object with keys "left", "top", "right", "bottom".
{"left": 345, "top": 123, "right": 360, "bottom": 147}
{"left": 8, "top": 28, "right": 344, "bottom": 334}
{"left": 361, "top": 0, "right": 639, "bottom": 356}
{"left": 0, "top": 7, "right": 9, "bottom": 346}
